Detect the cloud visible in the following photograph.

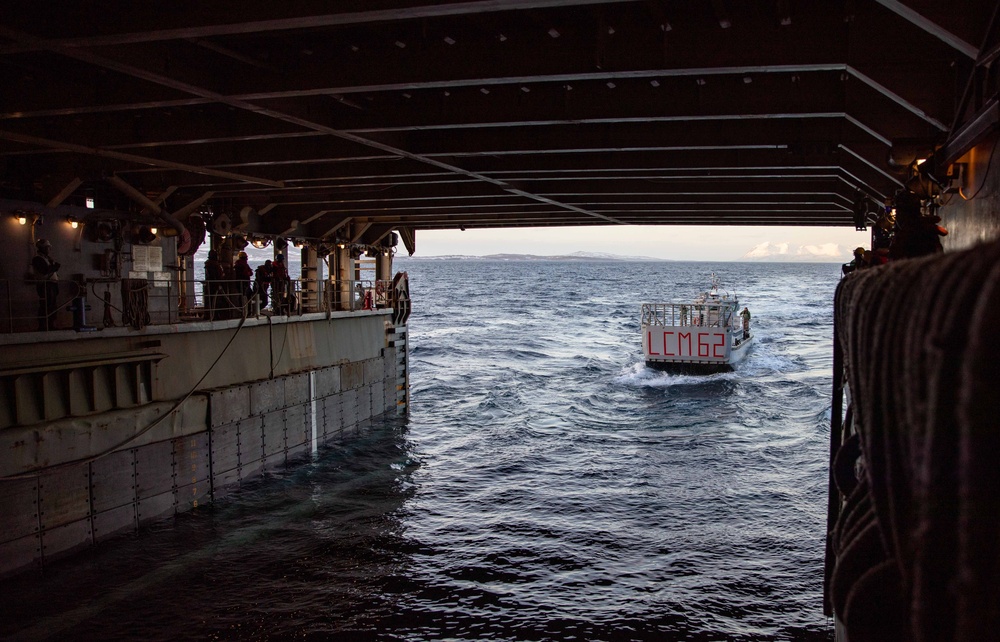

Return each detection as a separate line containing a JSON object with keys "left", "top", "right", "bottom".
{"left": 797, "top": 243, "right": 843, "bottom": 258}
{"left": 744, "top": 242, "right": 790, "bottom": 258}
{"left": 743, "top": 241, "right": 850, "bottom": 261}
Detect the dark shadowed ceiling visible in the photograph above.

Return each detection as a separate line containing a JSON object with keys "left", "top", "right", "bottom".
{"left": 1, "top": 1, "right": 997, "bottom": 250}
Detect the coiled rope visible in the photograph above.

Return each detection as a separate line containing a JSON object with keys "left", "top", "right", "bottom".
{"left": 827, "top": 238, "right": 1000, "bottom": 641}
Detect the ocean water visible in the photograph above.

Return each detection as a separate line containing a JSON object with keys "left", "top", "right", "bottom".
{"left": 1, "top": 260, "right": 838, "bottom": 641}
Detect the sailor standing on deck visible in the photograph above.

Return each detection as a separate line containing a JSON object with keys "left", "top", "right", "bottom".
{"left": 740, "top": 307, "right": 751, "bottom": 339}
{"left": 254, "top": 259, "right": 273, "bottom": 311}
{"left": 233, "top": 251, "right": 253, "bottom": 306}
{"left": 204, "top": 250, "right": 224, "bottom": 320}
{"left": 32, "top": 239, "right": 60, "bottom": 331}
{"left": 272, "top": 254, "right": 291, "bottom": 314}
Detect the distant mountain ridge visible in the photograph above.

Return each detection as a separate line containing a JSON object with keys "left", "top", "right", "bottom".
{"left": 397, "top": 251, "right": 666, "bottom": 262}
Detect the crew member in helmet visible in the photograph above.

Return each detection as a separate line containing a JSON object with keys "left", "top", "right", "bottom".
{"left": 32, "top": 239, "right": 60, "bottom": 330}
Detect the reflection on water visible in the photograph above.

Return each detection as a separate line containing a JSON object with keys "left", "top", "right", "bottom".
{"left": 1, "top": 420, "right": 415, "bottom": 641}
{"left": 2, "top": 261, "right": 838, "bottom": 641}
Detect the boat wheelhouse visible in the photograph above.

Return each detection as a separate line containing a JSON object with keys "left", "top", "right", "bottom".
{"left": 641, "top": 276, "right": 752, "bottom": 373}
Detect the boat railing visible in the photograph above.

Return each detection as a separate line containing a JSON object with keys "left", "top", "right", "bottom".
{"left": 641, "top": 302, "right": 736, "bottom": 329}
{"left": 0, "top": 277, "right": 397, "bottom": 333}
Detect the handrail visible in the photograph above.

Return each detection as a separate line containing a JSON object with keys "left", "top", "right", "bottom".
{"left": 641, "top": 301, "right": 737, "bottom": 328}
{"left": 0, "top": 276, "right": 399, "bottom": 334}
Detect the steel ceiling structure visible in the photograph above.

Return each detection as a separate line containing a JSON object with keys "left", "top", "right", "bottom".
{"left": 1, "top": 1, "right": 997, "bottom": 251}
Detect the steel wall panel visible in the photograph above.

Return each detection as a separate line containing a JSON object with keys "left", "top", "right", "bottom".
{"left": 135, "top": 440, "right": 175, "bottom": 499}
{"left": 239, "top": 417, "right": 264, "bottom": 467}
{"left": 262, "top": 410, "right": 285, "bottom": 456}
{"left": 90, "top": 450, "right": 135, "bottom": 513}
{"left": 212, "top": 467, "right": 240, "bottom": 493}
{"left": 250, "top": 378, "right": 285, "bottom": 415}
{"left": 0, "top": 535, "right": 40, "bottom": 577}
{"left": 363, "top": 359, "right": 381, "bottom": 386}
{"left": 174, "top": 482, "right": 210, "bottom": 513}
{"left": 210, "top": 422, "right": 240, "bottom": 474}
{"left": 357, "top": 385, "right": 373, "bottom": 421}
{"left": 383, "top": 349, "right": 396, "bottom": 378}
{"left": 172, "top": 433, "right": 210, "bottom": 488}
{"left": 287, "top": 441, "right": 309, "bottom": 460}
{"left": 263, "top": 451, "right": 285, "bottom": 472}
{"left": 341, "top": 389, "right": 359, "bottom": 428}
{"left": 0, "top": 479, "right": 38, "bottom": 544}
{"left": 341, "top": 361, "right": 364, "bottom": 391}
{"left": 384, "top": 379, "right": 397, "bottom": 414}
{"left": 240, "top": 457, "right": 265, "bottom": 480}
{"left": 285, "top": 404, "right": 308, "bottom": 448}
{"left": 370, "top": 383, "right": 385, "bottom": 418}
{"left": 316, "top": 366, "right": 341, "bottom": 397}
{"left": 137, "top": 491, "right": 175, "bottom": 523}
{"left": 285, "top": 373, "right": 310, "bottom": 405}
{"left": 41, "top": 519, "right": 91, "bottom": 560}
{"left": 322, "top": 394, "right": 342, "bottom": 438}
{"left": 209, "top": 386, "right": 251, "bottom": 427}
{"left": 91, "top": 504, "right": 136, "bottom": 542}
{"left": 38, "top": 467, "right": 90, "bottom": 530}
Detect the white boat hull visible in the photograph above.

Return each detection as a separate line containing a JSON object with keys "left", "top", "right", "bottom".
{"left": 642, "top": 324, "right": 753, "bottom": 373}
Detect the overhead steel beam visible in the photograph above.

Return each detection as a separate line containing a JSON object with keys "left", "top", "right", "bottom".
{"left": 398, "top": 228, "right": 416, "bottom": 255}
{"left": 0, "top": 130, "right": 285, "bottom": 187}
{"left": 0, "top": 26, "right": 627, "bottom": 228}
{"left": 320, "top": 217, "right": 353, "bottom": 240}
{"left": 0, "top": 64, "right": 945, "bottom": 136}
{"left": 872, "top": 0, "right": 979, "bottom": 59}
{"left": 45, "top": 178, "right": 83, "bottom": 208}
{"left": 0, "top": 1, "right": 648, "bottom": 53}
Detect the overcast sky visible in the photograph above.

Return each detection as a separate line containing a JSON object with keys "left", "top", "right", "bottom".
{"left": 416, "top": 225, "right": 869, "bottom": 261}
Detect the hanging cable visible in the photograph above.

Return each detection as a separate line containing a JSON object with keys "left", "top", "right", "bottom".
{"left": 959, "top": 134, "right": 1000, "bottom": 201}
{"left": 0, "top": 312, "right": 251, "bottom": 481}
{"left": 102, "top": 288, "right": 115, "bottom": 327}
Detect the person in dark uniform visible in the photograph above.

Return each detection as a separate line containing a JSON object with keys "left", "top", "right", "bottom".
{"left": 32, "top": 239, "right": 60, "bottom": 330}
{"left": 233, "top": 251, "right": 253, "bottom": 307}
{"left": 842, "top": 246, "right": 866, "bottom": 275}
{"left": 254, "top": 259, "right": 273, "bottom": 310}
{"left": 204, "top": 249, "right": 224, "bottom": 320}
{"left": 271, "top": 254, "right": 291, "bottom": 314}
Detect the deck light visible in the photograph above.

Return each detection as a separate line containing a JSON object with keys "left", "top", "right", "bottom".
{"left": 17, "top": 213, "right": 27, "bottom": 225}
{"left": 67, "top": 216, "right": 79, "bottom": 229}
{"left": 136, "top": 226, "right": 156, "bottom": 244}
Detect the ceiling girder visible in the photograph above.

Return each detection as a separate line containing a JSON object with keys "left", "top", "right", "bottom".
{"left": 0, "top": 1, "right": 992, "bottom": 236}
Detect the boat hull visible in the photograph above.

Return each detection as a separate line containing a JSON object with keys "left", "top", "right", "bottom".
{"left": 643, "top": 332, "right": 753, "bottom": 374}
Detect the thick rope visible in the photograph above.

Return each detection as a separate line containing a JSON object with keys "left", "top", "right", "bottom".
{"left": 828, "top": 238, "right": 1000, "bottom": 641}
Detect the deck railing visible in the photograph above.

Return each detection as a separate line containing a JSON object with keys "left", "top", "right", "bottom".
{"left": 641, "top": 302, "right": 735, "bottom": 329}
{"left": 0, "top": 277, "right": 397, "bottom": 333}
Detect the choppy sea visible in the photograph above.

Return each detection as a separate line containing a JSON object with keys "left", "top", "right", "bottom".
{"left": 2, "top": 260, "right": 838, "bottom": 641}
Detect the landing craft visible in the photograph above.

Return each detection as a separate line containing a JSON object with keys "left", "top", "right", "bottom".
{"left": 641, "top": 275, "right": 752, "bottom": 374}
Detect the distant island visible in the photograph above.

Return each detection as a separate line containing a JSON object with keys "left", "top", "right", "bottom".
{"left": 395, "top": 251, "right": 666, "bottom": 262}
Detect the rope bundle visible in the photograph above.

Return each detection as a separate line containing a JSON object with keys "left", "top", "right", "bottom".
{"left": 828, "top": 239, "right": 1000, "bottom": 641}
{"left": 121, "top": 278, "right": 150, "bottom": 330}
